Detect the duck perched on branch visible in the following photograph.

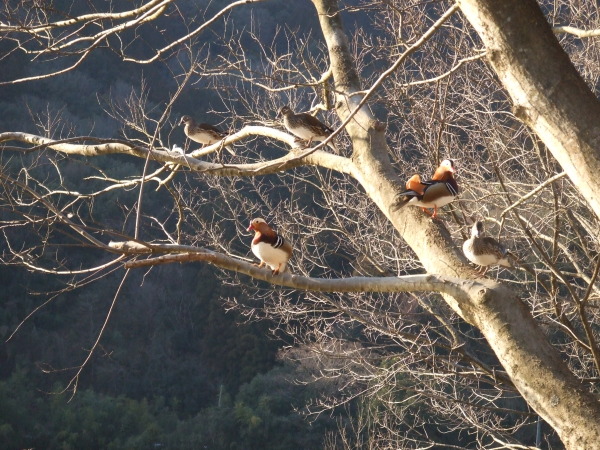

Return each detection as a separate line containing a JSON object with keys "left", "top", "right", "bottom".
{"left": 278, "top": 105, "right": 338, "bottom": 153}
{"left": 248, "top": 218, "right": 293, "bottom": 275}
{"left": 180, "top": 115, "right": 235, "bottom": 155}
{"left": 463, "top": 221, "right": 512, "bottom": 275}
{"left": 393, "top": 159, "right": 459, "bottom": 219}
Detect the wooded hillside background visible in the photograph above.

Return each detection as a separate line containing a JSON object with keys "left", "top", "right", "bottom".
{"left": 1, "top": 0, "right": 600, "bottom": 448}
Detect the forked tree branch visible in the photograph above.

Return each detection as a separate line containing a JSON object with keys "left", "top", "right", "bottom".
{"left": 0, "top": 0, "right": 170, "bottom": 33}
{"left": 0, "top": 128, "right": 357, "bottom": 177}
{"left": 123, "top": 0, "right": 270, "bottom": 64}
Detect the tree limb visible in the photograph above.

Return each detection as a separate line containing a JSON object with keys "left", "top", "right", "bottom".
{"left": 553, "top": 26, "right": 600, "bottom": 38}
{"left": 0, "top": 129, "right": 358, "bottom": 177}
{"left": 111, "top": 240, "right": 478, "bottom": 300}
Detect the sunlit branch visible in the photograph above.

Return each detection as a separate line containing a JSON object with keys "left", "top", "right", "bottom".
{"left": 500, "top": 171, "right": 567, "bottom": 218}
{"left": 222, "top": 65, "right": 334, "bottom": 93}
{"left": 84, "top": 166, "right": 171, "bottom": 195}
{"left": 394, "top": 52, "right": 486, "bottom": 88}
{"left": 7, "top": 0, "right": 172, "bottom": 66}
{"left": 110, "top": 240, "right": 481, "bottom": 300}
{"left": 0, "top": 129, "right": 357, "bottom": 177}
{"left": 0, "top": 0, "right": 261, "bottom": 83}
{"left": 553, "top": 26, "right": 600, "bottom": 38}
{"left": 0, "top": 0, "right": 169, "bottom": 33}
{"left": 2, "top": 47, "right": 94, "bottom": 85}
{"left": 6, "top": 244, "right": 125, "bottom": 276}
{"left": 46, "top": 1, "right": 172, "bottom": 53}
{"left": 0, "top": 172, "right": 114, "bottom": 251}
{"left": 491, "top": 435, "right": 538, "bottom": 450}
{"left": 322, "top": 3, "right": 460, "bottom": 153}
{"left": 188, "top": 125, "right": 296, "bottom": 157}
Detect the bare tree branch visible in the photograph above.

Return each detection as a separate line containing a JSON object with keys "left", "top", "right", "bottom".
{"left": 553, "top": 25, "right": 600, "bottom": 38}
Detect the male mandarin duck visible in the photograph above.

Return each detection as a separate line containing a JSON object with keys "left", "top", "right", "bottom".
{"left": 393, "top": 159, "right": 459, "bottom": 218}
{"left": 462, "top": 221, "right": 512, "bottom": 275}
{"left": 278, "top": 105, "right": 338, "bottom": 152}
{"left": 180, "top": 115, "right": 235, "bottom": 155}
{"left": 248, "top": 218, "right": 293, "bottom": 275}
{"left": 404, "top": 174, "right": 427, "bottom": 196}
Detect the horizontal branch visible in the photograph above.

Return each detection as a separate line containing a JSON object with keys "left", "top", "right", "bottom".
{"left": 0, "top": 128, "right": 357, "bottom": 177}
{"left": 110, "top": 240, "right": 475, "bottom": 299}
{"left": 189, "top": 124, "right": 296, "bottom": 157}
{"left": 553, "top": 26, "right": 600, "bottom": 38}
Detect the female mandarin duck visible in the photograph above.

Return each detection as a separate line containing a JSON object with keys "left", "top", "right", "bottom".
{"left": 278, "top": 105, "right": 338, "bottom": 153}
{"left": 180, "top": 115, "right": 235, "bottom": 155}
{"left": 248, "top": 218, "right": 293, "bottom": 275}
{"left": 393, "top": 159, "right": 459, "bottom": 218}
{"left": 462, "top": 221, "right": 512, "bottom": 275}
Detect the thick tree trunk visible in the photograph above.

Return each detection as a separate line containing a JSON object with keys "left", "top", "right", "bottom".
{"left": 458, "top": 0, "right": 600, "bottom": 221}
{"left": 313, "top": 0, "right": 600, "bottom": 448}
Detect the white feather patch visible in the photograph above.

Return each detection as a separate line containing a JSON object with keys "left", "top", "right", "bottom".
{"left": 252, "top": 241, "right": 289, "bottom": 272}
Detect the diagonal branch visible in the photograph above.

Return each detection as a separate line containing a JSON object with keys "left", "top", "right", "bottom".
{"left": 123, "top": 0, "right": 270, "bottom": 64}
{"left": 0, "top": 0, "right": 169, "bottom": 33}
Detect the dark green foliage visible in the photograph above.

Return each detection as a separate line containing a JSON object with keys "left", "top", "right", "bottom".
{"left": 0, "top": 251, "right": 338, "bottom": 448}
{"left": 0, "top": 363, "right": 338, "bottom": 449}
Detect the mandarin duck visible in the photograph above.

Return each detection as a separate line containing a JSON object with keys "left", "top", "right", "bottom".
{"left": 180, "top": 115, "right": 235, "bottom": 155}
{"left": 279, "top": 106, "right": 338, "bottom": 152}
{"left": 404, "top": 174, "right": 427, "bottom": 196}
{"left": 393, "top": 159, "right": 459, "bottom": 218}
{"left": 248, "top": 218, "right": 293, "bottom": 275}
{"left": 462, "top": 221, "right": 512, "bottom": 275}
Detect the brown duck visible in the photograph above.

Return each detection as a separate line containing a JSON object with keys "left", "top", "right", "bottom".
{"left": 180, "top": 115, "right": 235, "bottom": 155}
{"left": 279, "top": 106, "right": 338, "bottom": 152}
{"left": 393, "top": 159, "right": 459, "bottom": 218}
{"left": 247, "top": 218, "right": 293, "bottom": 275}
{"left": 462, "top": 221, "right": 512, "bottom": 274}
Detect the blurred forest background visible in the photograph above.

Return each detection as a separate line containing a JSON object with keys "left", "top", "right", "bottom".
{"left": 0, "top": 0, "right": 350, "bottom": 448}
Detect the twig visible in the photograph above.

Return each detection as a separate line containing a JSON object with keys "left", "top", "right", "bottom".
{"left": 500, "top": 172, "right": 567, "bottom": 218}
